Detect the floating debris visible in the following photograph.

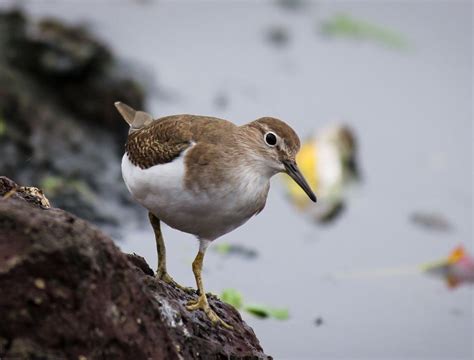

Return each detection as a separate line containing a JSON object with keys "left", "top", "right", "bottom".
{"left": 321, "top": 14, "right": 410, "bottom": 50}
{"left": 275, "top": 0, "right": 308, "bottom": 12}
{"left": 220, "top": 288, "right": 289, "bottom": 320}
{"left": 332, "top": 246, "right": 474, "bottom": 289}
{"left": 422, "top": 246, "right": 474, "bottom": 288}
{"left": 213, "top": 91, "right": 229, "bottom": 110}
{"left": 213, "top": 243, "right": 258, "bottom": 260}
{"left": 410, "top": 212, "right": 452, "bottom": 232}
{"left": 244, "top": 304, "right": 289, "bottom": 320}
{"left": 283, "top": 124, "right": 359, "bottom": 223}
{"left": 220, "top": 288, "right": 244, "bottom": 309}
{"left": 314, "top": 317, "right": 324, "bottom": 326}
{"left": 265, "top": 25, "right": 290, "bottom": 48}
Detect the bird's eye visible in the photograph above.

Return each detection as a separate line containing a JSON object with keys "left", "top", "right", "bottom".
{"left": 264, "top": 132, "right": 278, "bottom": 146}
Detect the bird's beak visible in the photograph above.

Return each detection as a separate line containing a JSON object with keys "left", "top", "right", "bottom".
{"left": 283, "top": 160, "right": 317, "bottom": 203}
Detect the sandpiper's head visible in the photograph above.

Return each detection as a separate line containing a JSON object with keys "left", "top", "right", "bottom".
{"left": 244, "top": 117, "right": 317, "bottom": 202}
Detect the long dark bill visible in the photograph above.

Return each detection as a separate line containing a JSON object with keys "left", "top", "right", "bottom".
{"left": 283, "top": 160, "right": 317, "bottom": 203}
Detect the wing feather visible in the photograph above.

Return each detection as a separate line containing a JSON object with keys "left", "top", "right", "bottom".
{"left": 125, "top": 115, "right": 236, "bottom": 169}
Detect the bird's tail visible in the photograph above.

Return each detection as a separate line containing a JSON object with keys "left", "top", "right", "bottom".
{"left": 114, "top": 102, "right": 153, "bottom": 131}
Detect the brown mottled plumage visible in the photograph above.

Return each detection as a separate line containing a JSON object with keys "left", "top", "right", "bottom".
{"left": 125, "top": 115, "right": 236, "bottom": 168}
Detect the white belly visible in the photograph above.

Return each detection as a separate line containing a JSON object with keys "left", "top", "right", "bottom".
{"left": 121, "top": 150, "right": 268, "bottom": 240}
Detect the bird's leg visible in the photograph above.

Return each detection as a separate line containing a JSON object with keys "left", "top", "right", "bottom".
{"left": 186, "top": 239, "right": 233, "bottom": 329}
{"left": 148, "top": 212, "right": 193, "bottom": 292}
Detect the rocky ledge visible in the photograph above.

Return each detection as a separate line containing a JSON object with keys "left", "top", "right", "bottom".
{"left": 0, "top": 177, "right": 270, "bottom": 360}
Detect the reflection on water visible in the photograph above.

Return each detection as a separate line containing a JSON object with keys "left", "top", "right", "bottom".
{"left": 5, "top": 1, "right": 472, "bottom": 359}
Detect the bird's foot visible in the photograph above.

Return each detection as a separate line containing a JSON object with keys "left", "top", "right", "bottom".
{"left": 186, "top": 294, "right": 233, "bottom": 329}
{"left": 156, "top": 271, "right": 195, "bottom": 294}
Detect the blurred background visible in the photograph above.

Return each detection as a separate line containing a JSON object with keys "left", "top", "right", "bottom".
{"left": 0, "top": 1, "right": 472, "bottom": 359}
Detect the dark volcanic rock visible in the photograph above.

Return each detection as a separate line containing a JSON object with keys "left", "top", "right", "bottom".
{"left": 0, "top": 9, "right": 143, "bottom": 135}
{"left": 0, "top": 177, "right": 270, "bottom": 360}
{"left": 0, "top": 9, "right": 144, "bottom": 224}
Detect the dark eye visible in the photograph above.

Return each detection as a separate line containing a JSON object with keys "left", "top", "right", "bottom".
{"left": 264, "top": 132, "right": 277, "bottom": 146}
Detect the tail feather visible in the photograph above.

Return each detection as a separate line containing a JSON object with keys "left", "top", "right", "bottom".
{"left": 114, "top": 102, "right": 153, "bottom": 130}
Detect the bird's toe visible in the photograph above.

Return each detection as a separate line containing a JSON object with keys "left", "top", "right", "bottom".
{"left": 157, "top": 271, "right": 195, "bottom": 293}
{"left": 186, "top": 295, "right": 233, "bottom": 329}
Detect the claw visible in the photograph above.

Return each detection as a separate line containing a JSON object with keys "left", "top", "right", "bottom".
{"left": 186, "top": 294, "right": 233, "bottom": 329}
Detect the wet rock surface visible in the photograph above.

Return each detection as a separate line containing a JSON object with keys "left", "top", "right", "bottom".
{"left": 0, "top": 177, "right": 271, "bottom": 360}
{"left": 0, "top": 9, "right": 144, "bottom": 224}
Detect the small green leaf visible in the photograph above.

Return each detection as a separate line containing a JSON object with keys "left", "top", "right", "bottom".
{"left": 220, "top": 288, "right": 243, "bottom": 309}
{"left": 244, "top": 304, "right": 270, "bottom": 318}
{"left": 268, "top": 308, "right": 290, "bottom": 320}
{"left": 214, "top": 243, "right": 232, "bottom": 255}
{"left": 219, "top": 289, "right": 290, "bottom": 320}
{"left": 321, "top": 14, "right": 410, "bottom": 50}
{"left": 244, "top": 304, "right": 289, "bottom": 320}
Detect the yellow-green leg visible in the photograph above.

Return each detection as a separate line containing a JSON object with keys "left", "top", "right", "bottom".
{"left": 186, "top": 239, "right": 233, "bottom": 329}
{"left": 149, "top": 212, "right": 192, "bottom": 292}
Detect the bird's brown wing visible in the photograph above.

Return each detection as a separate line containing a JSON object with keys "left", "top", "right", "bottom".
{"left": 125, "top": 114, "right": 237, "bottom": 169}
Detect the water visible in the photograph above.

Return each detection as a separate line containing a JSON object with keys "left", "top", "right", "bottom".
{"left": 4, "top": 1, "right": 472, "bottom": 359}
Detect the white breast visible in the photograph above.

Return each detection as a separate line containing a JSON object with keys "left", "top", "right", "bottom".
{"left": 121, "top": 149, "right": 196, "bottom": 224}
{"left": 121, "top": 149, "right": 270, "bottom": 240}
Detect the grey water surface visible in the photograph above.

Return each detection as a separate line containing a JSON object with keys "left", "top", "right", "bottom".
{"left": 5, "top": 1, "right": 472, "bottom": 359}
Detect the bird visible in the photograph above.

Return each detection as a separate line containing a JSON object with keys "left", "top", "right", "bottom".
{"left": 115, "top": 102, "right": 316, "bottom": 329}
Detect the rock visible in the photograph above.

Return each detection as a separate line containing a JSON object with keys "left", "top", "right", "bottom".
{"left": 0, "top": 9, "right": 145, "bottom": 225}
{"left": 0, "top": 9, "right": 143, "bottom": 136}
{"left": 0, "top": 176, "right": 50, "bottom": 209}
{"left": 0, "top": 177, "right": 271, "bottom": 360}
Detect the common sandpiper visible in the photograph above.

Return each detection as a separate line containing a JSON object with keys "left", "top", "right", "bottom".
{"left": 115, "top": 102, "right": 316, "bottom": 329}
